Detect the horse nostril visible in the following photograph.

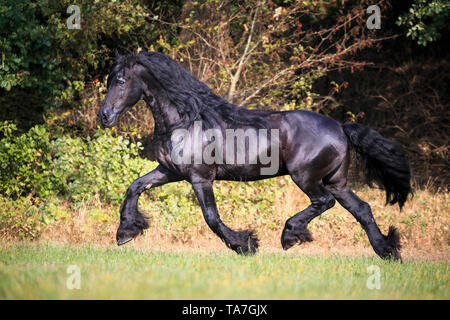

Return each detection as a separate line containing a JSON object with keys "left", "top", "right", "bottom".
{"left": 101, "top": 110, "right": 109, "bottom": 123}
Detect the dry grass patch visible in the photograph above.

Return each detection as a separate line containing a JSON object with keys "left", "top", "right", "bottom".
{"left": 28, "top": 182, "right": 449, "bottom": 262}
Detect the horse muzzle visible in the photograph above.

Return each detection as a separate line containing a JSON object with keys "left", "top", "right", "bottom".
{"left": 98, "top": 108, "right": 118, "bottom": 127}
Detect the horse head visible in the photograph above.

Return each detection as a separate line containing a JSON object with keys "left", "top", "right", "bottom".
{"left": 98, "top": 52, "right": 145, "bottom": 127}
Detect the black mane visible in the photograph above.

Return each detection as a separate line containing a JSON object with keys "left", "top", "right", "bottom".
{"left": 110, "top": 52, "right": 272, "bottom": 131}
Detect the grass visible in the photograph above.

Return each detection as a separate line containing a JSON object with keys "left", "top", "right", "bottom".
{"left": 0, "top": 242, "right": 448, "bottom": 299}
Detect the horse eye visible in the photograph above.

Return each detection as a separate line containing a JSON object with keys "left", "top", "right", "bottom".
{"left": 117, "top": 77, "right": 125, "bottom": 85}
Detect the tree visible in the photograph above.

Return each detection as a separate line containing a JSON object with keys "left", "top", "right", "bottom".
{"left": 397, "top": 0, "right": 450, "bottom": 46}
{"left": 0, "top": 0, "right": 178, "bottom": 109}
{"left": 150, "top": 0, "right": 395, "bottom": 113}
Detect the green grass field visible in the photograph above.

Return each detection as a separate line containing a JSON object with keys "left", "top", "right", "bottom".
{"left": 0, "top": 242, "right": 448, "bottom": 299}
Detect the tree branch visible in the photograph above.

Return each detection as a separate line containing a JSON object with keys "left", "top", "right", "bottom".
{"left": 228, "top": 1, "right": 261, "bottom": 101}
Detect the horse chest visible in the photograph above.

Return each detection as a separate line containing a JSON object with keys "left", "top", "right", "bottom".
{"left": 154, "top": 145, "right": 173, "bottom": 168}
{"left": 153, "top": 143, "right": 188, "bottom": 177}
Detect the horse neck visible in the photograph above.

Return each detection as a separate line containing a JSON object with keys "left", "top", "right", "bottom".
{"left": 136, "top": 65, "right": 188, "bottom": 136}
{"left": 143, "top": 93, "right": 184, "bottom": 137}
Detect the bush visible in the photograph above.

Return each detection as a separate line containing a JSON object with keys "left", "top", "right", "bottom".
{"left": 0, "top": 121, "right": 153, "bottom": 204}
{"left": 51, "top": 128, "right": 153, "bottom": 204}
{"left": 0, "top": 0, "right": 180, "bottom": 109}
{"left": 0, "top": 121, "right": 54, "bottom": 198}
{"left": 0, "top": 196, "right": 68, "bottom": 239}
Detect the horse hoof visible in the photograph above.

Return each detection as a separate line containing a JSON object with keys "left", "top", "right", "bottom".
{"left": 231, "top": 230, "right": 259, "bottom": 255}
{"left": 117, "top": 236, "right": 134, "bottom": 246}
{"left": 116, "top": 227, "right": 140, "bottom": 246}
{"left": 374, "top": 226, "right": 402, "bottom": 261}
{"left": 281, "top": 227, "right": 313, "bottom": 250}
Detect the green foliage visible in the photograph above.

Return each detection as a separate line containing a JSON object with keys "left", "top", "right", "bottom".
{"left": 0, "top": 0, "right": 175, "bottom": 109}
{"left": 0, "top": 121, "right": 54, "bottom": 198}
{"left": 397, "top": 0, "right": 450, "bottom": 46}
{"left": 145, "top": 181, "right": 201, "bottom": 231}
{"left": 51, "top": 128, "right": 152, "bottom": 204}
{"left": 0, "top": 196, "right": 67, "bottom": 239}
{"left": 0, "top": 121, "right": 153, "bottom": 204}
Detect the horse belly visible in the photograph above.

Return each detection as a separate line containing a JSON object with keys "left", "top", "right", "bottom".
{"left": 215, "top": 162, "right": 287, "bottom": 181}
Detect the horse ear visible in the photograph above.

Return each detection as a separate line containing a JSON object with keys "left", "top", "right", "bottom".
{"left": 130, "top": 52, "right": 137, "bottom": 64}
{"left": 114, "top": 49, "right": 120, "bottom": 60}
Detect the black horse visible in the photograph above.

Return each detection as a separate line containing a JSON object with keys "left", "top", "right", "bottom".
{"left": 98, "top": 51, "right": 411, "bottom": 260}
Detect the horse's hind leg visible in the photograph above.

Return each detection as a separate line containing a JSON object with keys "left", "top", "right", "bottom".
{"left": 324, "top": 164, "right": 402, "bottom": 260}
{"left": 281, "top": 173, "right": 336, "bottom": 250}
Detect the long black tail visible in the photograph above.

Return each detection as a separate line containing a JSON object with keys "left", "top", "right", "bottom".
{"left": 342, "top": 123, "right": 412, "bottom": 209}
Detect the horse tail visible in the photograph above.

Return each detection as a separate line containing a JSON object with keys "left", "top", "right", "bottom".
{"left": 342, "top": 123, "right": 412, "bottom": 209}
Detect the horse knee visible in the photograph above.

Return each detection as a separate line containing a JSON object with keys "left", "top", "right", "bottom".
{"left": 126, "top": 179, "right": 146, "bottom": 196}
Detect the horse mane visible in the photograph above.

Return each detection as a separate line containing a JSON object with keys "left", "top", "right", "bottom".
{"left": 112, "top": 52, "right": 272, "bottom": 131}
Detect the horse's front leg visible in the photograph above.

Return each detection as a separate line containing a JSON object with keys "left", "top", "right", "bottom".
{"left": 191, "top": 180, "right": 259, "bottom": 255}
{"left": 117, "top": 165, "right": 180, "bottom": 245}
